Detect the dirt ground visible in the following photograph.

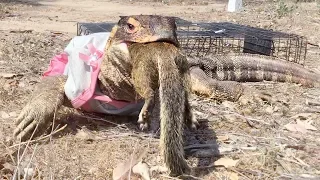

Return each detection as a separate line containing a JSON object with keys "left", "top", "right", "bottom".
{"left": 0, "top": 0, "right": 320, "bottom": 179}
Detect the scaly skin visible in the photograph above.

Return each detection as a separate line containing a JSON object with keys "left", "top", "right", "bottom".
{"left": 14, "top": 15, "right": 180, "bottom": 141}
{"left": 14, "top": 76, "right": 67, "bottom": 141}
{"left": 14, "top": 15, "right": 320, "bottom": 140}
{"left": 187, "top": 53, "right": 320, "bottom": 102}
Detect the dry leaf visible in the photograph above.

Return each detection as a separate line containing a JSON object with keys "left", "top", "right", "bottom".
{"left": 209, "top": 108, "right": 219, "bottom": 115}
{"left": 217, "top": 135, "right": 229, "bottom": 142}
{"left": 214, "top": 157, "right": 239, "bottom": 168}
{"left": 113, "top": 148, "right": 147, "bottom": 180}
{"left": 132, "top": 162, "right": 150, "bottom": 180}
{"left": 284, "top": 119, "right": 317, "bottom": 134}
{"left": 0, "top": 73, "right": 18, "bottom": 78}
{"left": 75, "top": 129, "right": 92, "bottom": 140}
{"left": 222, "top": 101, "right": 236, "bottom": 111}
{"left": 23, "top": 168, "right": 34, "bottom": 180}
{"left": 9, "top": 112, "right": 17, "bottom": 117}
{"left": 285, "top": 123, "right": 307, "bottom": 134}
{"left": 218, "top": 147, "right": 235, "bottom": 154}
{"left": 0, "top": 111, "right": 10, "bottom": 119}
{"left": 297, "top": 119, "right": 317, "bottom": 131}
{"left": 2, "top": 162, "right": 14, "bottom": 174}
{"left": 75, "top": 128, "right": 103, "bottom": 141}
{"left": 150, "top": 166, "right": 168, "bottom": 175}
{"left": 215, "top": 171, "right": 239, "bottom": 180}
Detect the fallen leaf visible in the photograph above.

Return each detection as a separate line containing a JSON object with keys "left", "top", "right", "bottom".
{"left": 9, "top": 112, "right": 17, "bottom": 117}
{"left": 75, "top": 128, "right": 103, "bottom": 141}
{"left": 214, "top": 157, "right": 239, "bottom": 168}
{"left": 219, "top": 147, "right": 235, "bottom": 154}
{"left": 150, "top": 166, "right": 168, "bottom": 175}
{"left": 285, "top": 123, "right": 307, "bottom": 134}
{"left": 75, "top": 129, "right": 91, "bottom": 140}
{"left": 194, "top": 110, "right": 208, "bottom": 118}
{"left": 209, "top": 108, "right": 219, "bottom": 115}
{"left": 284, "top": 119, "right": 317, "bottom": 134}
{"left": 0, "top": 111, "right": 9, "bottom": 119}
{"left": 265, "top": 106, "right": 274, "bottom": 114}
{"left": 222, "top": 101, "right": 236, "bottom": 111}
{"left": 0, "top": 73, "right": 17, "bottom": 78}
{"left": 297, "top": 119, "right": 317, "bottom": 131}
{"left": 23, "top": 168, "right": 34, "bottom": 180}
{"left": 229, "top": 172, "right": 239, "bottom": 180}
{"left": 52, "top": 31, "right": 63, "bottom": 35}
{"left": 113, "top": 148, "right": 147, "bottom": 180}
{"left": 217, "top": 135, "right": 229, "bottom": 142}
{"left": 10, "top": 30, "right": 33, "bottom": 33}
{"left": 2, "top": 162, "right": 14, "bottom": 174}
{"left": 132, "top": 162, "right": 150, "bottom": 180}
{"left": 215, "top": 171, "right": 239, "bottom": 180}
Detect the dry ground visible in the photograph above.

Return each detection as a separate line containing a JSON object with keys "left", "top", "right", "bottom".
{"left": 1, "top": 0, "right": 320, "bottom": 179}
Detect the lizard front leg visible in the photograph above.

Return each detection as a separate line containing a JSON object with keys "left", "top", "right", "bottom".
{"left": 14, "top": 76, "right": 69, "bottom": 141}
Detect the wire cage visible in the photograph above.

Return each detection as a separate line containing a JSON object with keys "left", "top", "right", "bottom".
{"left": 77, "top": 17, "right": 308, "bottom": 65}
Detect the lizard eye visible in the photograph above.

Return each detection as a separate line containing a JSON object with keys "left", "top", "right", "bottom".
{"left": 127, "top": 23, "right": 135, "bottom": 31}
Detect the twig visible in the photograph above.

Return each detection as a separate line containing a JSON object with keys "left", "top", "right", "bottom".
{"left": 305, "top": 99, "right": 320, "bottom": 106}
{"left": 161, "top": 174, "right": 203, "bottom": 180}
{"left": 13, "top": 123, "right": 39, "bottom": 180}
{"left": 23, "top": 143, "right": 38, "bottom": 180}
{"left": 0, "top": 141, "right": 15, "bottom": 164}
{"left": 282, "top": 157, "right": 308, "bottom": 167}
{"left": 307, "top": 41, "right": 319, "bottom": 47}
{"left": 177, "top": 174, "right": 204, "bottom": 180}
{"left": 107, "top": 132, "right": 159, "bottom": 140}
{"left": 230, "top": 132, "right": 289, "bottom": 141}
{"left": 78, "top": 115, "right": 129, "bottom": 130}
{"left": 10, "top": 30, "right": 33, "bottom": 33}
{"left": 9, "top": 124, "right": 67, "bottom": 148}
{"left": 184, "top": 144, "right": 218, "bottom": 150}
{"left": 222, "top": 110, "right": 271, "bottom": 126}
{"left": 49, "top": 101, "right": 60, "bottom": 180}
{"left": 228, "top": 167, "right": 251, "bottom": 180}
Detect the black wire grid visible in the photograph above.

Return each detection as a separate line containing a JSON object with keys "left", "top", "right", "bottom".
{"left": 77, "top": 17, "right": 307, "bottom": 65}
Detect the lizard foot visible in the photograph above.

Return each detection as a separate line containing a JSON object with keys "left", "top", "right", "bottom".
{"left": 14, "top": 100, "right": 56, "bottom": 141}
{"left": 238, "top": 86, "right": 273, "bottom": 106}
{"left": 14, "top": 92, "right": 65, "bottom": 141}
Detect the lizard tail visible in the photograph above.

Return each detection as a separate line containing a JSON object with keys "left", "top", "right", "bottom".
{"left": 203, "top": 54, "right": 320, "bottom": 87}
{"left": 158, "top": 45, "right": 190, "bottom": 176}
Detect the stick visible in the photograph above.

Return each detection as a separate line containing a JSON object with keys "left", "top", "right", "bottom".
{"left": 9, "top": 124, "right": 67, "bottom": 148}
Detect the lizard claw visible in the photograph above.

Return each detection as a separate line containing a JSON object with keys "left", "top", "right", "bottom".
{"left": 238, "top": 86, "right": 273, "bottom": 106}
{"left": 14, "top": 102, "right": 50, "bottom": 142}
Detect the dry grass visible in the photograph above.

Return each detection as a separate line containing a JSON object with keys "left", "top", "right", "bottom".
{"left": 1, "top": 0, "right": 320, "bottom": 179}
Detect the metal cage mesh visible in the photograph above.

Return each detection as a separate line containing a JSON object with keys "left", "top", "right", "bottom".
{"left": 77, "top": 17, "right": 308, "bottom": 65}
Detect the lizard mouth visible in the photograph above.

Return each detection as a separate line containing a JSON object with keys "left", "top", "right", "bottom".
{"left": 120, "top": 41, "right": 134, "bottom": 48}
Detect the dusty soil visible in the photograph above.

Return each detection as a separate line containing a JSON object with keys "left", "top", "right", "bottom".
{"left": 1, "top": 0, "right": 320, "bottom": 179}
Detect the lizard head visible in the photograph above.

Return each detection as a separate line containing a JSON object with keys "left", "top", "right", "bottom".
{"left": 113, "top": 15, "right": 179, "bottom": 47}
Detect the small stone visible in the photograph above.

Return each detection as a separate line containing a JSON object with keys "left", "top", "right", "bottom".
{"left": 0, "top": 111, "right": 10, "bottom": 119}
{"left": 9, "top": 112, "right": 17, "bottom": 117}
{"left": 23, "top": 168, "right": 34, "bottom": 180}
{"left": 265, "top": 106, "right": 274, "bottom": 114}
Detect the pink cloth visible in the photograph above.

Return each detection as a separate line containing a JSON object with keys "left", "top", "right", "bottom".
{"left": 43, "top": 53, "right": 68, "bottom": 77}
{"left": 42, "top": 44, "right": 134, "bottom": 111}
